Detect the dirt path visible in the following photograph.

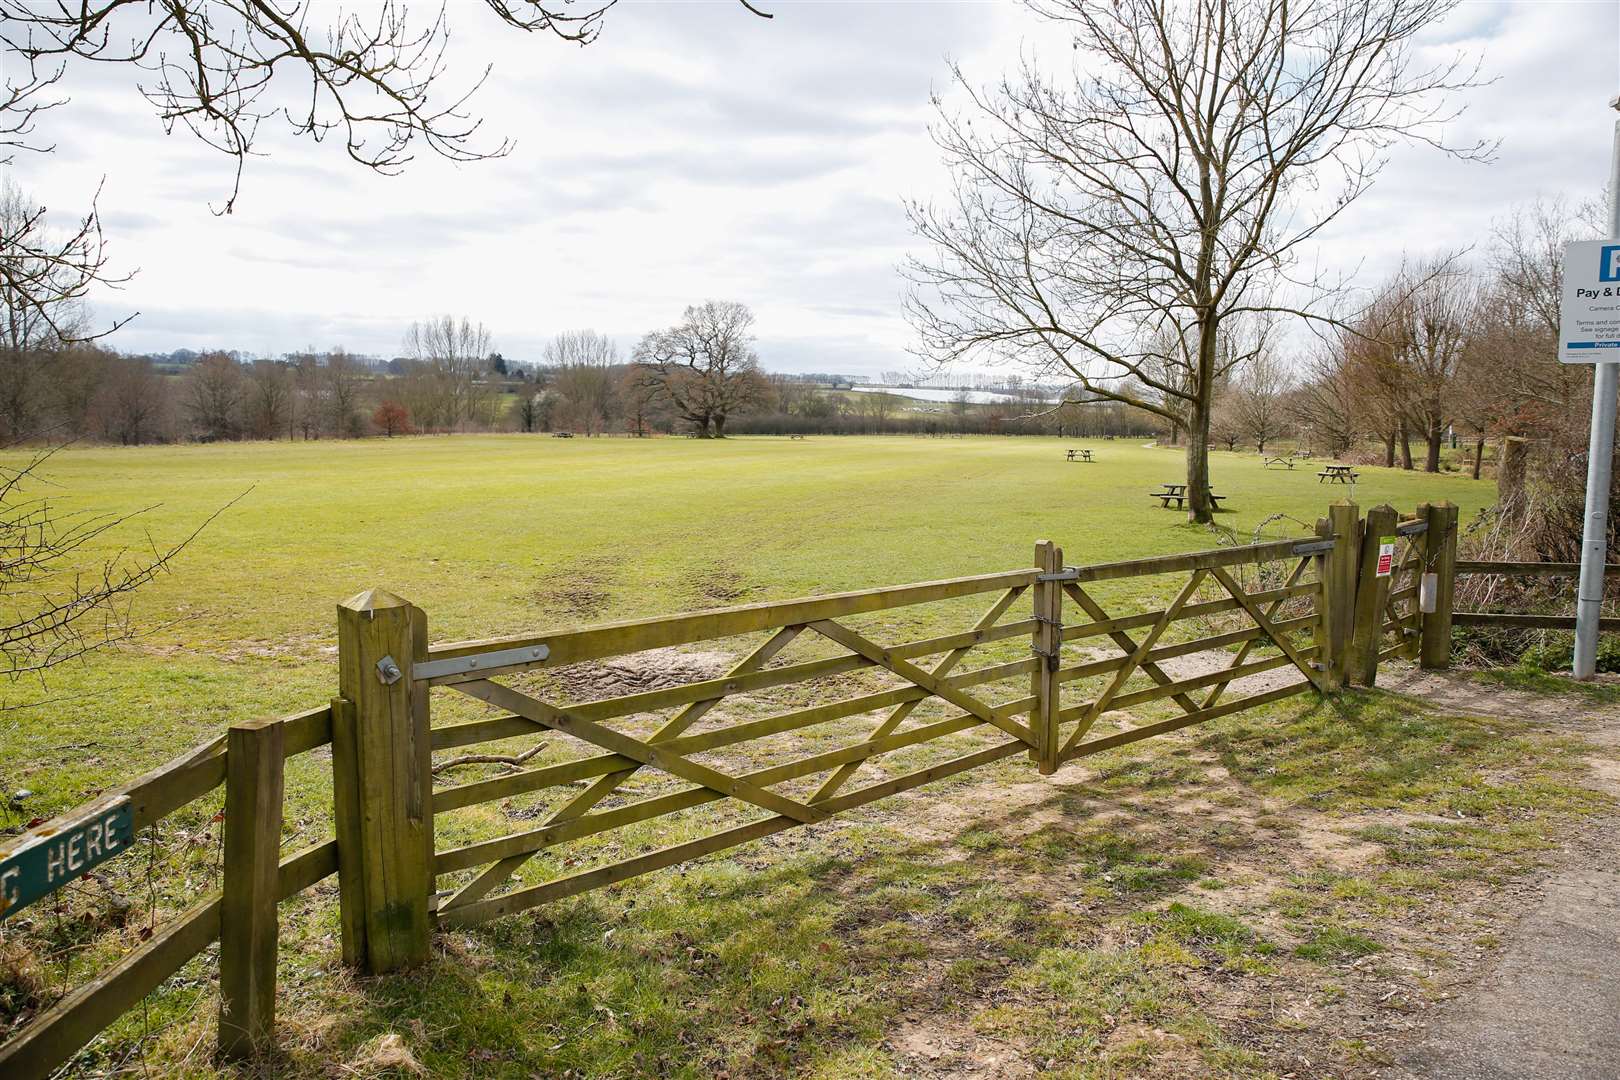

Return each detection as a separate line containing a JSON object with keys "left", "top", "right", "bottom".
{"left": 1380, "top": 668, "right": 1620, "bottom": 1080}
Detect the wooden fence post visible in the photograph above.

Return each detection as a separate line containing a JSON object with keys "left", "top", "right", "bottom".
{"left": 334, "top": 590, "right": 433, "bottom": 974}
{"left": 218, "top": 718, "right": 284, "bottom": 1060}
{"left": 1032, "top": 541, "right": 1063, "bottom": 774}
{"left": 1349, "top": 504, "right": 1398, "bottom": 686}
{"left": 1420, "top": 501, "right": 1459, "bottom": 670}
{"left": 1321, "top": 501, "right": 1361, "bottom": 689}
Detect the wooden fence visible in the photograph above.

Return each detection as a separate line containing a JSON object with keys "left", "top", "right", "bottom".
{"left": 0, "top": 499, "right": 1483, "bottom": 1075}
{"left": 1450, "top": 560, "right": 1620, "bottom": 632}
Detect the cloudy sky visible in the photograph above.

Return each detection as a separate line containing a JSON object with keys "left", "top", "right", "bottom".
{"left": 21, "top": 0, "right": 1620, "bottom": 376}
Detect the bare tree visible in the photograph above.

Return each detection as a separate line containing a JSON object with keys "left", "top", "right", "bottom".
{"left": 97, "top": 356, "right": 167, "bottom": 445}
{"left": 1208, "top": 386, "right": 1245, "bottom": 452}
{"left": 907, "top": 0, "right": 1487, "bottom": 520}
{"left": 1486, "top": 196, "right": 1602, "bottom": 413}
{"left": 0, "top": 177, "right": 94, "bottom": 438}
{"left": 619, "top": 367, "right": 666, "bottom": 437}
{"left": 49, "top": 344, "right": 109, "bottom": 437}
{"left": 245, "top": 359, "right": 292, "bottom": 439}
{"left": 1232, "top": 351, "right": 1293, "bottom": 454}
{"left": 404, "top": 317, "right": 495, "bottom": 431}
{"left": 635, "top": 301, "right": 768, "bottom": 438}
{"left": 0, "top": 175, "right": 128, "bottom": 376}
{"left": 322, "top": 349, "right": 367, "bottom": 437}
{"left": 184, "top": 352, "right": 246, "bottom": 440}
{"left": 1355, "top": 258, "right": 1479, "bottom": 471}
{"left": 544, "top": 330, "right": 619, "bottom": 436}
{"left": 1291, "top": 342, "right": 1362, "bottom": 458}
{"left": 289, "top": 353, "right": 325, "bottom": 439}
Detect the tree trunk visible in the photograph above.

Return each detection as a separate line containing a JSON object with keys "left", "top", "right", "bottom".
{"left": 1185, "top": 414, "right": 1212, "bottom": 524}
{"left": 1383, "top": 430, "right": 1396, "bottom": 468}
{"left": 1425, "top": 419, "right": 1442, "bottom": 473}
{"left": 1471, "top": 436, "right": 1485, "bottom": 480}
{"left": 1186, "top": 321, "right": 1218, "bottom": 524}
{"left": 712, "top": 413, "right": 728, "bottom": 438}
{"left": 1398, "top": 419, "right": 1413, "bottom": 470}
{"left": 1499, "top": 436, "right": 1529, "bottom": 523}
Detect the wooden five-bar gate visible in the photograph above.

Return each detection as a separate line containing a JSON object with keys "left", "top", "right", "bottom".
{"left": 0, "top": 500, "right": 1474, "bottom": 1075}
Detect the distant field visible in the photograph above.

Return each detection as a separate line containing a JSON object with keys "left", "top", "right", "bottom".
{"left": 2, "top": 434, "right": 1491, "bottom": 791}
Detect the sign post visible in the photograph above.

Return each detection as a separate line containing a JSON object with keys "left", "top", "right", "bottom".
{"left": 1564, "top": 111, "right": 1620, "bottom": 679}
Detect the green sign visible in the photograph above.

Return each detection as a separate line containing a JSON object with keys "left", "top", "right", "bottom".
{"left": 0, "top": 798, "right": 135, "bottom": 919}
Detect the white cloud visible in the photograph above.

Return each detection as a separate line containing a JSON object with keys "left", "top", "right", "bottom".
{"left": 16, "top": 0, "right": 1618, "bottom": 373}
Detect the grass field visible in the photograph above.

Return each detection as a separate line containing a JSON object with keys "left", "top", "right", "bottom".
{"left": 0, "top": 433, "right": 1531, "bottom": 1078}
{"left": 0, "top": 434, "right": 1491, "bottom": 817}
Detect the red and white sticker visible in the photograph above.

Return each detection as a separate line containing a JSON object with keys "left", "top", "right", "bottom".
{"left": 1376, "top": 536, "right": 1396, "bottom": 577}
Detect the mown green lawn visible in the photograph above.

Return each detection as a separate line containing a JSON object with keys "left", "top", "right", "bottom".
{"left": 0, "top": 434, "right": 1508, "bottom": 1077}
{"left": 3, "top": 433, "right": 1489, "bottom": 767}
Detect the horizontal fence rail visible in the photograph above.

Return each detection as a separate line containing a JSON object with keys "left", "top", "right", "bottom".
{"left": 1450, "top": 557, "right": 1611, "bottom": 633}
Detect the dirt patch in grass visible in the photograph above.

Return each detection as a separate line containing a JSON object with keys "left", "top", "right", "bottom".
{"left": 693, "top": 567, "right": 759, "bottom": 606}
{"left": 530, "top": 646, "right": 737, "bottom": 703}
{"left": 529, "top": 558, "right": 618, "bottom": 622}
{"left": 886, "top": 1013, "right": 1034, "bottom": 1078}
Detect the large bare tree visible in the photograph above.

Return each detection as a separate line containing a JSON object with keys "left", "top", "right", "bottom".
{"left": 907, "top": 0, "right": 1487, "bottom": 520}
{"left": 635, "top": 301, "right": 768, "bottom": 438}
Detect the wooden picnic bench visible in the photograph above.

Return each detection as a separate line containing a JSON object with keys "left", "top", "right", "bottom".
{"left": 1150, "top": 483, "right": 1224, "bottom": 510}
{"left": 1317, "top": 465, "right": 1358, "bottom": 484}
{"left": 1066, "top": 449, "right": 1093, "bottom": 462}
{"left": 789, "top": 434, "right": 806, "bottom": 440}
{"left": 1263, "top": 456, "right": 1294, "bottom": 469}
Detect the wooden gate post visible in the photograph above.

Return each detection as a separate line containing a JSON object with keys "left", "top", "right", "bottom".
{"left": 218, "top": 718, "right": 284, "bottom": 1060}
{"left": 1310, "top": 504, "right": 1353, "bottom": 691}
{"left": 1349, "top": 504, "right": 1398, "bottom": 686}
{"left": 1420, "top": 501, "right": 1459, "bottom": 670}
{"left": 1032, "top": 541, "right": 1063, "bottom": 774}
{"left": 334, "top": 590, "right": 433, "bottom": 974}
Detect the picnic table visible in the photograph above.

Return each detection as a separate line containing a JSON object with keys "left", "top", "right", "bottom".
{"left": 789, "top": 434, "right": 806, "bottom": 440}
{"left": 1150, "top": 483, "right": 1224, "bottom": 510}
{"left": 1263, "top": 455, "right": 1294, "bottom": 469}
{"left": 1317, "top": 465, "right": 1358, "bottom": 484}
{"left": 1066, "top": 449, "right": 1093, "bottom": 462}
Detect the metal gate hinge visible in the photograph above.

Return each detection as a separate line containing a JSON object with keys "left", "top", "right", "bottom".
{"left": 1038, "top": 567, "right": 1080, "bottom": 582}
{"left": 412, "top": 644, "right": 551, "bottom": 682}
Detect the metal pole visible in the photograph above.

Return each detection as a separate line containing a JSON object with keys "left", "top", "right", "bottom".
{"left": 1573, "top": 115, "right": 1620, "bottom": 678}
